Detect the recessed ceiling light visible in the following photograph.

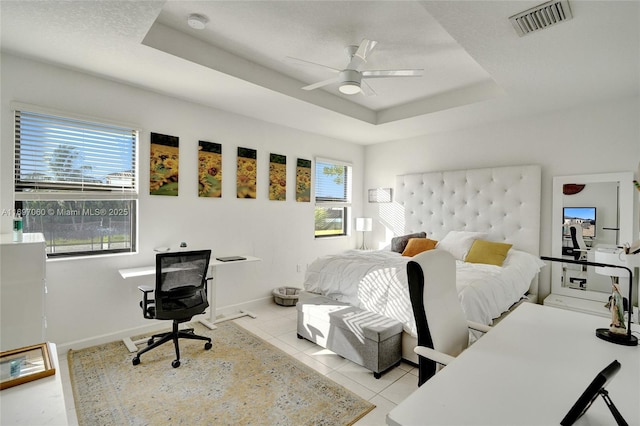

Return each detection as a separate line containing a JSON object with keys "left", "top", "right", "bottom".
{"left": 187, "top": 13, "right": 208, "bottom": 30}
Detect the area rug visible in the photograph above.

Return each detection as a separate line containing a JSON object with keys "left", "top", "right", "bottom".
{"left": 68, "top": 321, "right": 375, "bottom": 425}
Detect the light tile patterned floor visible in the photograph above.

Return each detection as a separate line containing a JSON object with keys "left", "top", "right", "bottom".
{"left": 58, "top": 301, "right": 419, "bottom": 425}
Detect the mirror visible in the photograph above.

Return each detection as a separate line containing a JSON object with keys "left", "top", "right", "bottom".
{"left": 551, "top": 172, "right": 635, "bottom": 302}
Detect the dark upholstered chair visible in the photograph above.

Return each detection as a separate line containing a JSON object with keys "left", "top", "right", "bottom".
{"left": 132, "top": 250, "right": 212, "bottom": 368}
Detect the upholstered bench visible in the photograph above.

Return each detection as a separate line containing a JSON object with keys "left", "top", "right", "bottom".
{"left": 296, "top": 295, "right": 402, "bottom": 379}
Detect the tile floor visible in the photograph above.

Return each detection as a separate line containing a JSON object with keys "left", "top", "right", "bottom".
{"left": 58, "top": 301, "right": 419, "bottom": 425}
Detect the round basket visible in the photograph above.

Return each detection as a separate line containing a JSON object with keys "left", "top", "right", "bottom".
{"left": 272, "top": 286, "right": 301, "bottom": 306}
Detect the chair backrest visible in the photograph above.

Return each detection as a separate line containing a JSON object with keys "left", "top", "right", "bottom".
{"left": 155, "top": 250, "right": 211, "bottom": 321}
{"left": 407, "top": 249, "right": 469, "bottom": 384}
{"left": 569, "top": 225, "right": 588, "bottom": 255}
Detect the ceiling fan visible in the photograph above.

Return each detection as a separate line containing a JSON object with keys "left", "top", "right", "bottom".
{"left": 285, "top": 39, "right": 424, "bottom": 96}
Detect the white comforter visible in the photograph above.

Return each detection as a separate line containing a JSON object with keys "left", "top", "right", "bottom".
{"left": 303, "top": 249, "right": 545, "bottom": 337}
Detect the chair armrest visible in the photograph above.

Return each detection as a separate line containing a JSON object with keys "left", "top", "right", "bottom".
{"left": 466, "top": 320, "right": 491, "bottom": 334}
{"left": 414, "top": 346, "right": 456, "bottom": 366}
{"left": 138, "top": 285, "right": 154, "bottom": 319}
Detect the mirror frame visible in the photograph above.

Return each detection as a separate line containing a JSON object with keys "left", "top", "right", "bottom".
{"left": 551, "top": 171, "right": 636, "bottom": 302}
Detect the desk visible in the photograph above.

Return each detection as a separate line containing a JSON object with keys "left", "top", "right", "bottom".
{"left": 387, "top": 303, "right": 639, "bottom": 426}
{"left": 118, "top": 255, "right": 260, "bottom": 352}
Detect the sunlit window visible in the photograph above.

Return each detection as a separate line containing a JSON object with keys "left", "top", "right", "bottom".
{"left": 314, "top": 158, "right": 352, "bottom": 238}
{"left": 13, "top": 106, "right": 138, "bottom": 257}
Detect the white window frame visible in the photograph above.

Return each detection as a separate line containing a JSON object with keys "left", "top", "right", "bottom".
{"left": 314, "top": 157, "right": 352, "bottom": 238}
{"left": 12, "top": 103, "right": 139, "bottom": 258}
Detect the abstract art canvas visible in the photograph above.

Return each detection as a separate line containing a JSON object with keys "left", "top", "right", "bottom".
{"left": 237, "top": 147, "right": 257, "bottom": 199}
{"left": 198, "top": 141, "right": 222, "bottom": 198}
{"left": 296, "top": 158, "right": 311, "bottom": 202}
{"left": 269, "top": 153, "right": 286, "bottom": 201}
{"left": 150, "top": 132, "right": 179, "bottom": 196}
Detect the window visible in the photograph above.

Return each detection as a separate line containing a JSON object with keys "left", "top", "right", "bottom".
{"left": 314, "top": 158, "right": 352, "bottom": 237}
{"left": 13, "top": 106, "right": 138, "bottom": 257}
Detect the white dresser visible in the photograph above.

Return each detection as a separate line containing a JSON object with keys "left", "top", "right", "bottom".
{"left": 0, "top": 233, "right": 47, "bottom": 351}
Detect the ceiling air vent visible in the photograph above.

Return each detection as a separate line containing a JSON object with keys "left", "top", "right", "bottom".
{"left": 509, "top": 0, "right": 573, "bottom": 37}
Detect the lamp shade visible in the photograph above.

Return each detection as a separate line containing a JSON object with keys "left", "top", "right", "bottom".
{"left": 355, "top": 217, "right": 372, "bottom": 232}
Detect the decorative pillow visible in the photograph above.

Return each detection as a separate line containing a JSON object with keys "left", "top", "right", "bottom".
{"left": 435, "top": 231, "right": 488, "bottom": 260}
{"left": 391, "top": 232, "right": 426, "bottom": 253}
{"left": 465, "top": 240, "right": 513, "bottom": 266}
{"left": 402, "top": 238, "right": 438, "bottom": 257}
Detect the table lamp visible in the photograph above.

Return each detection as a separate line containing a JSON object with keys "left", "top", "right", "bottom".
{"left": 541, "top": 256, "right": 637, "bottom": 346}
{"left": 355, "top": 218, "right": 372, "bottom": 250}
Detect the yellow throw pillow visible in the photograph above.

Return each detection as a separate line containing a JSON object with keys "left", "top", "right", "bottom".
{"left": 465, "top": 240, "right": 513, "bottom": 266}
{"left": 402, "top": 238, "right": 438, "bottom": 257}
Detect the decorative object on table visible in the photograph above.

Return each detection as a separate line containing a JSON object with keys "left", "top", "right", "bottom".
{"left": 368, "top": 187, "right": 393, "bottom": 203}
{"left": 272, "top": 286, "right": 301, "bottom": 306}
{"left": 150, "top": 132, "right": 179, "bottom": 196}
{"left": 541, "top": 256, "right": 637, "bottom": 346}
{"left": 68, "top": 322, "right": 374, "bottom": 425}
{"left": 198, "top": 140, "right": 222, "bottom": 198}
{"left": 269, "top": 153, "right": 287, "bottom": 201}
{"left": 355, "top": 217, "right": 372, "bottom": 250}
{"left": 295, "top": 158, "right": 311, "bottom": 202}
{"left": 0, "top": 342, "right": 55, "bottom": 390}
{"left": 237, "top": 147, "right": 257, "bottom": 199}
{"left": 604, "top": 283, "right": 627, "bottom": 335}
{"left": 12, "top": 214, "right": 22, "bottom": 242}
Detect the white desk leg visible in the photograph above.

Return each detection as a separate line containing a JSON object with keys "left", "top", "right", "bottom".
{"left": 198, "top": 266, "right": 219, "bottom": 329}
{"left": 123, "top": 336, "right": 148, "bottom": 353}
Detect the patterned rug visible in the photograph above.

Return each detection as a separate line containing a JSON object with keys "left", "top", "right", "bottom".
{"left": 68, "top": 321, "right": 374, "bottom": 425}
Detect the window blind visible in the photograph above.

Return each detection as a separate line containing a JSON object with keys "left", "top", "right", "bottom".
{"left": 14, "top": 110, "right": 137, "bottom": 194}
{"left": 314, "top": 158, "right": 352, "bottom": 204}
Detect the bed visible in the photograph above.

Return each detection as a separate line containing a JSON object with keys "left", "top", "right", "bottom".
{"left": 304, "top": 165, "right": 543, "bottom": 363}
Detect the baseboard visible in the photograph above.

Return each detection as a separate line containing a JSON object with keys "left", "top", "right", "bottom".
{"left": 56, "top": 296, "right": 274, "bottom": 355}
{"left": 56, "top": 323, "right": 168, "bottom": 354}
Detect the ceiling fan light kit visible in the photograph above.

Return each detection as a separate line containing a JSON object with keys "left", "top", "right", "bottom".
{"left": 288, "top": 39, "right": 423, "bottom": 97}
{"left": 338, "top": 70, "right": 362, "bottom": 95}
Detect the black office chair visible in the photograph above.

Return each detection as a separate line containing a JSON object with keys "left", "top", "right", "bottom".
{"left": 132, "top": 250, "right": 213, "bottom": 368}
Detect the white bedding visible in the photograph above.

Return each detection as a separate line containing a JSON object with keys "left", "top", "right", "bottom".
{"left": 303, "top": 249, "right": 545, "bottom": 337}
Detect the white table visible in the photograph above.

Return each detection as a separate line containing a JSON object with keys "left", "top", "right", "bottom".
{"left": 118, "top": 255, "right": 260, "bottom": 352}
{"left": 387, "top": 303, "right": 640, "bottom": 426}
{"left": 0, "top": 343, "right": 68, "bottom": 426}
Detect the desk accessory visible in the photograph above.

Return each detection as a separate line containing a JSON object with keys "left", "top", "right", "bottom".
{"left": 541, "top": 256, "right": 637, "bottom": 346}
{"left": 216, "top": 256, "right": 246, "bottom": 262}
{"left": 12, "top": 215, "right": 22, "bottom": 242}
{"left": 560, "top": 360, "right": 626, "bottom": 426}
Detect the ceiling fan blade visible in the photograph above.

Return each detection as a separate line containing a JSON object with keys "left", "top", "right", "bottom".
{"left": 347, "top": 39, "right": 377, "bottom": 70}
{"left": 360, "top": 80, "right": 377, "bottom": 97}
{"left": 302, "top": 76, "right": 341, "bottom": 91}
{"left": 355, "top": 39, "right": 377, "bottom": 60}
{"left": 284, "top": 56, "right": 341, "bottom": 73}
{"left": 362, "top": 69, "right": 424, "bottom": 78}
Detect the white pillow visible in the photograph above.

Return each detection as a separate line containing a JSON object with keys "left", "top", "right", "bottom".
{"left": 436, "top": 231, "right": 488, "bottom": 260}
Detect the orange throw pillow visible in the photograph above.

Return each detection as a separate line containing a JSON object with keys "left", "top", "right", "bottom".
{"left": 402, "top": 238, "right": 438, "bottom": 257}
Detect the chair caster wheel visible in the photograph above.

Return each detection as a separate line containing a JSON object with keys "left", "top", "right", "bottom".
{"left": 147, "top": 338, "right": 154, "bottom": 345}
{"left": 172, "top": 360, "right": 180, "bottom": 368}
{"left": 204, "top": 342, "right": 212, "bottom": 350}
{"left": 132, "top": 357, "right": 140, "bottom": 366}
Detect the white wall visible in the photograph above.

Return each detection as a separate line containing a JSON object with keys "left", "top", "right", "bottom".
{"left": 0, "top": 54, "right": 365, "bottom": 347}
{"left": 364, "top": 96, "right": 640, "bottom": 300}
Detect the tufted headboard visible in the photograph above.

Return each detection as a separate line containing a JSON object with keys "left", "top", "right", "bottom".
{"left": 395, "top": 165, "right": 542, "bottom": 256}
